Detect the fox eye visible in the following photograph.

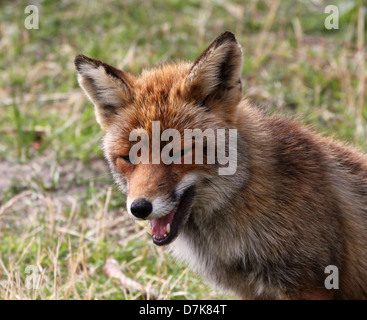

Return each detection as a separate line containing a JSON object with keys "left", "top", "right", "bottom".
{"left": 119, "top": 155, "right": 131, "bottom": 164}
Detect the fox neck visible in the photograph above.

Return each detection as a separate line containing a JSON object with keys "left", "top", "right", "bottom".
{"left": 168, "top": 100, "right": 276, "bottom": 288}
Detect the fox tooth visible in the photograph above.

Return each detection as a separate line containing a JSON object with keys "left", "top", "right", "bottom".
{"left": 166, "top": 223, "right": 170, "bottom": 234}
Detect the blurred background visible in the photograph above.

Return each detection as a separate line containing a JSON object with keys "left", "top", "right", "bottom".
{"left": 0, "top": 0, "right": 366, "bottom": 299}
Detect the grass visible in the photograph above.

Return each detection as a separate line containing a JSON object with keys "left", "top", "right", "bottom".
{"left": 0, "top": 0, "right": 366, "bottom": 299}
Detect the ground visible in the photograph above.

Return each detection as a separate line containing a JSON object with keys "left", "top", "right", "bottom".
{"left": 0, "top": 0, "right": 366, "bottom": 299}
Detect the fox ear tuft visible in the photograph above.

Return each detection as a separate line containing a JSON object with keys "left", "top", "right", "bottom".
{"left": 74, "top": 54, "right": 135, "bottom": 130}
{"left": 184, "top": 31, "right": 243, "bottom": 116}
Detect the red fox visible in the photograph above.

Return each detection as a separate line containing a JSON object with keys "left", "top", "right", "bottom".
{"left": 75, "top": 31, "right": 367, "bottom": 299}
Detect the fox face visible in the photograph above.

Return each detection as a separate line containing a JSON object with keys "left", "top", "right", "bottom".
{"left": 75, "top": 32, "right": 245, "bottom": 246}
{"left": 76, "top": 32, "right": 367, "bottom": 299}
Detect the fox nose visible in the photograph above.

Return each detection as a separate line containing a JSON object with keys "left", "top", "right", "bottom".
{"left": 130, "top": 198, "right": 153, "bottom": 219}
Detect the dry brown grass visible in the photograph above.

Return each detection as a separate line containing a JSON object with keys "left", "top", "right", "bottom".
{"left": 0, "top": 0, "right": 365, "bottom": 300}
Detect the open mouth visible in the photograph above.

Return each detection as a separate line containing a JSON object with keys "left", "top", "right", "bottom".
{"left": 150, "top": 186, "right": 195, "bottom": 246}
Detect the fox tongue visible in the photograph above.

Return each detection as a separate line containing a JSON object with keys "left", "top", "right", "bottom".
{"left": 151, "top": 207, "right": 175, "bottom": 238}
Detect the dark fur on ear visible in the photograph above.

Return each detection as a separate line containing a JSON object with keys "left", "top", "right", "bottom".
{"left": 184, "top": 31, "right": 243, "bottom": 117}
{"left": 75, "top": 55, "right": 128, "bottom": 81}
{"left": 74, "top": 54, "right": 135, "bottom": 130}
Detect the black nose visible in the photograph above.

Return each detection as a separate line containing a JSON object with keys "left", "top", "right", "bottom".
{"left": 130, "top": 198, "right": 153, "bottom": 219}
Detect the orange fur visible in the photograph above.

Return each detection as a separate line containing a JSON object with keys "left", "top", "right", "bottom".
{"left": 75, "top": 32, "right": 367, "bottom": 299}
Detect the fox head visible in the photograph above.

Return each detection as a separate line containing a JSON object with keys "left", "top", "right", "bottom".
{"left": 75, "top": 31, "right": 245, "bottom": 246}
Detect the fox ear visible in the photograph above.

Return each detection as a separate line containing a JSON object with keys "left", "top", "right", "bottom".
{"left": 184, "top": 31, "right": 243, "bottom": 117}
{"left": 74, "top": 54, "right": 135, "bottom": 130}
